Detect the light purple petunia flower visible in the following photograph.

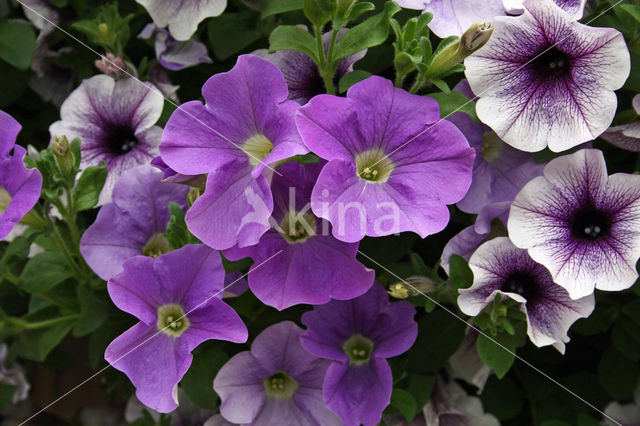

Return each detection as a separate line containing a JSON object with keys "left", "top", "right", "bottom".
{"left": 424, "top": 377, "right": 500, "bottom": 426}
{"left": 601, "top": 94, "right": 640, "bottom": 152}
{"left": 508, "top": 148, "right": 640, "bottom": 300}
{"left": 296, "top": 76, "right": 475, "bottom": 243}
{"left": 160, "top": 54, "right": 308, "bottom": 250}
{"left": 214, "top": 321, "right": 341, "bottom": 426}
{"left": 79, "top": 166, "right": 189, "bottom": 280}
{"left": 0, "top": 111, "right": 42, "bottom": 240}
{"left": 300, "top": 284, "right": 417, "bottom": 426}
{"left": 49, "top": 75, "right": 165, "bottom": 205}
{"left": 458, "top": 237, "right": 594, "bottom": 352}
{"left": 224, "top": 162, "right": 375, "bottom": 310}
{"left": 150, "top": 156, "right": 204, "bottom": 187}
{"left": 105, "top": 244, "right": 247, "bottom": 413}
{"left": 464, "top": 0, "right": 630, "bottom": 152}
{"left": 139, "top": 24, "right": 213, "bottom": 71}
{"left": 258, "top": 29, "right": 366, "bottom": 104}
{"left": 136, "top": 0, "right": 226, "bottom": 41}
{"left": 448, "top": 326, "right": 492, "bottom": 392}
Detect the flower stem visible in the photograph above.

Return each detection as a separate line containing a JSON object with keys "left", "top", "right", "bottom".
{"left": 11, "top": 314, "right": 79, "bottom": 330}
{"left": 315, "top": 25, "right": 336, "bottom": 95}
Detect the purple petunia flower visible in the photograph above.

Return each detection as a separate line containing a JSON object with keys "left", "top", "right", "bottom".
{"left": 136, "top": 0, "right": 226, "bottom": 41}
{"left": 424, "top": 377, "right": 500, "bottom": 426}
{"left": 80, "top": 166, "right": 189, "bottom": 280}
{"left": 160, "top": 54, "right": 308, "bottom": 250}
{"left": 508, "top": 148, "right": 640, "bottom": 300}
{"left": 300, "top": 284, "right": 417, "bottom": 426}
{"left": 105, "top": 244, "right": 247, "bottom": 413}
{"left": 601, "top": 94, "right": 640, "bottom": 152}
{"left": 224, "top": 162, "right": 374, "bottom": 310}
{"left": 139, "top": 24, "right": 213, "bottom": 71}
{"left": 0, "top": 111, "right": 42, "bottom": 240}
{"left": 464, "top": 0, "right": 630, "bottom": 152}
{"left": 49, "top": 75, "right": 165, "bottom": 205}
{"left": 458, "top": 237, "right": 594, "bottom": 352}
{"left": 296, "top": 76, "right": 475, "bottom": 243}
{"left": 150, "top": 156, "right": 205, "bottom": 187}
{"left": 213, "top": 321, "right": 341, "bottom": 426}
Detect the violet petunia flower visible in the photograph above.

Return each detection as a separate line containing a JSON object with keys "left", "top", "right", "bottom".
{"left": 601, "top": 94, "right": 640, "bottom": 152}
{"left": 139, "top": 24, "right": 213, "bottom": 71}
{"left": 80, "top": 166, "right": 188, "bottom": 280}
{"left": 300, "top": 284, "right": 417, "bottom": 426}
{"left": 296, "top": 76, "right": 475, "bottom": 243}
{"left": 136, "top": 0, "right": 226, "bottom": 41}
{"left": 49, "top": 75, "right": 165, "bottom": 205}
{"left": 105, "top": 244, "right": 247, "bottom": 413}
{"left": 150, "top": 156, "right": 205, "bottom": 187}
{"left": 0, "top": 111, "right": 42, "bottom": 240}
{"left": 508, "top": 148, "right": 640, "bottom": 299}
{"left": 458, "top": 237, "right": 594, "bottom": 352}
{"left": 160, "top": 54, "right": 308, "bottom": 250}
{"left": 224, "top": 162, "right": 374, "bottom": 310}
{"left": 214, "top": 321, "right": 341, "bottom": 426}
{"left": 464, "top": 0, "right": 630, "bottom": 152}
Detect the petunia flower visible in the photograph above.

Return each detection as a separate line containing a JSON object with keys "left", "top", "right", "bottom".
{"left": 458, "top": 237, "right": 594, "bottom": 352}
{"left": 80, "top": 166, "right": 188, "bottom": 280}
{"left": 49, "top": 75, "right": 165, "bottom": 205}
{"left": 601, "top": 94, "right": 640, "bottom": 152}
{"left": 504, "top": 0, "right": 586, "bottom": 18}
{"left": 160, "top": 54, "right": 308, "bottom": 250}
{"left": 508, "top": 148, "right": 640, "bottom": 299}
{"left": 224, "top": 162, "right": 374, "bottom": 310}
{"left": 0, "top": 343, "right": 30, "bottom": 403}
{"left": 464, "top": 0, "right": 630, "bottom": 152}
{"left": 0, "top": 111, "right": 43, "bottom": 240}
{"left": 424, "top": 377, "right": 500, "bottom": 426}
{"left": 603, "top": 384, "right": 640, "bottom": 426}
{"left": 296, "top": 76, "right": 475, "bottom": 243}
{"left": 136, "top": 0, "right": 226, "bottom": 41}
{"left": 448, "top": 326, "right": 492, "bottom": 392}
{"left": 300, "top": 284, "right": 417, "bottom": 426}
{"left": 214, "top": 321, "right": 341, "bottom": 426}
{"left": 138, "top": 24, "right": 213, "bottom": 71}
{"left": 105, "top": 244, "right": 247, "bottom": 413}
{"left": 150, "top": 156, "right": 205, "bottom": 187}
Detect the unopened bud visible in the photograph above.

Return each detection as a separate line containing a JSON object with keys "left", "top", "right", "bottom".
{"left": 388, "top": 276, "right": 437, "bottom": 298}
{"left": 461, "top": 22, "right": 493, "bottom": 54}
{"left": 95, "top": 53, "right": 127, "bottom": 79}
{"left": 52, "top": 135, "right": 75, "bottom": 178}
{"left": 187, "top": 187, "right": 202, "bottom": 207}
{"left": 97, "top": 23, "right": 110, "bottom": 42}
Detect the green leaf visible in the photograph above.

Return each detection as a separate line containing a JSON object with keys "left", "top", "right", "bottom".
{"left": 620, "top": 4, "right": 640, "bottom": 23}
{"left": 347, "top": 1, "right": 375, "bottom": 21}
{"left": 338, "top": 70, "right": 371, "bottom": 93}
{"left": 72, "top": 287, "right": 108, "bottom": 337}
{"left": 410, "top": 253, "right": 430, "bottom": 276}
{"left": 598, "top": 346, "right": 639, "bottom": 399}
{"left": 74, "top": 163, "right": 108, "bottom": 211}
{"left": 208, "top": 12, "right": 263, "bottom": 61}
{"left": 333, "top": 1, "right": 401, "bottom": 60}
{"left": 0, "top": 383, "right": 16, "bottom": 410}
{"left": 16, "top": 317, "right": 76, "bottom": 361}
{"left": 20, "top": 252, "right": 75, "bottom": 294}
{"left": 428, "top": 91, "right": 478, "bottom": 121}
{"left": 0, "top": 59, "right": 29, "bottom": 108}
{"left": 181, "top": 345, "right": 229, "bottom": 409}
{"left": 481, "top": 376, "right": 523, "bottom": 420}
{"left": 406, "top": 374, "right": 435, "bottom": 411}
{"left": 407, "top": 309, "right": 466, "bottom": 372}
{"left": 0, "top": 20, "right": 36, "bottom": 70}
{"left": 390, "top": 388, "right": 417, "bottom": 422}
{"left": 164, "top": 203, "right": 192, "bottom": 249}
{"left": 431, "top": 79, "right": 450, "bottom": 92}
{"left": 261, "top": 0, "right": 304, "bottom": 17}
{"left": 476, "top": 331, "right": 515, "bottom": 379}
{"left": 448, "top": 254, "right": 473, "bottom": 291}
{"left": 269, "top": 25, "right": 319, "bottom": 64}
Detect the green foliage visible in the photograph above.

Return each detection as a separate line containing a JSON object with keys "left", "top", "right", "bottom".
{"left": 71, "top": 3, "right": 133, "bottom": 56}
{"left": 598, "top": 346, "right": 639, "bottom": 399}
{"left": 20, "top": 252, "right": 75, "bottom": 294}
{"left": 389, "top": 388, "right": 417, "bottom": 422}
{"left": 338, "top": 70, "right": 371, "bottom": 92}
{"left": 181, "top": 345, "right": 230, "bottom": 409}
{"left": 208, "top": 12, "right": 265, "bottom": 61}
{"left": 448, "top": 254, "right": 473, "bottom": 291}
{"left": 74, "top": 163, "right": 108, "bottom": 211}
{"left": 164, "top": 203, "right": 198, "bottom": 249}
{"left": 0, "top": 20, "right": 36, "bottom": 70}
{"left": 407, "top": 309, "right": 466, "bottom": 372}
{"left": 269, "top": 26, "right": 320, "bottom": 64}
{"left": 477, "top": 330, "right": 517, "bottom": 379}
{"left": 428, "top": 90, "right": 478, "bottom": 121}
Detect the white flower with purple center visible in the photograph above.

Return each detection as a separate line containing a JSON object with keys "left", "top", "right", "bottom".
{"left": 509, "top": 148, "right": 640, "bottom": 299}
{"left": 136, "top": 0, "right": 226, "bottom": 41}
{"left": 214, "top": 321, "right": 341, "bottom": 426}
{"left": 465, "top": 0, "right": 630, "bottom": 152}
{"left": 49, "top": 75, "right": 164, "bottom": 205}
{"left": 458, "top": 237, "right": 594, "bottom": 352}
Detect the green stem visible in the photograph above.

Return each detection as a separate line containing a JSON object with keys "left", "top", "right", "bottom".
{"left": 13, "top": 314, "right": 79, "bottom": 330}
{"left": 314, "top": 25, "right": 326, "bottom": 68}
{"left": 51, "top": 220, "right": 82, "bottom": 276}
{"left": 395, "top": 71, "right": 407, "bottom": 88}
{"left": 409, "top": 77, "right": 423, "bottom": 94}
{"left": 327, "top": 29, "right": 338, "bottom": 67}
{"left": 1, "top": 271, "right": 19, "bottom": 285}
{"left": 315, "top": 25, "right": 337, "bottom": 95}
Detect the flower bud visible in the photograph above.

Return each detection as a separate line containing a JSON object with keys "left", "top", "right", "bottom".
{"left": 95, "top": 53, "right": 127, "bottom": 79}
{"left": 187, "top": 187, "right": 202, "bottom": 207}
{"left": 52, "top": 135, "right": 75, "bottom": 178}
{"left": 388, "top": 276, "right": 437, "bottom": 298}
{"left": 460, "top": 22, "right": 493, "bottom": 54}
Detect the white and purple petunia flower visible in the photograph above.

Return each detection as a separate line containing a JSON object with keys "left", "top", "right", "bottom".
{"left": 459, "top": 237, "right": 594, "bottom": 352}
{"left": 300, "top": 284, "right": 417, "bottom": 426}
{"left": 214, "top": 321, "right": 341, "bottom": 426}
{"left": 424, "top": 377, "right": 500, "bottom": 426}
{"left": 0, "top": 111, "right": 42, "bottom": 240}
{"left": 49, "top": 75, "right": 164, "bottom": 205}
{"left": 139, "top": 24, "right": 213, "bottom": 71}
{"left": 224, "top": 162, "right": 374, "bottom": 310}
{"left": 79, "top": 166, "right": 189, "bottom": 280}
{"left": 601, "top": 94, "right": 640, "bottom": 152}
{"left": 509, "top": 148, "right": 640, "bottom": 300}
{"left": 160, "top": 54, "right": 307, "bottom": 250}
{"left": 104, "top": 244, "right": 247, "bottom": 413}
{"left": 296, "top": 76, "right": 475, "bottom": 243}
{"left": 465, "top": 0, "right": 630, "bottom": 152}
{"left": 136, "top": 0, "right": 226, "bottom": 41}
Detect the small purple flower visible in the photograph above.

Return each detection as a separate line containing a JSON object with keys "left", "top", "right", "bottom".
{"left": 49, "top": 75, "right": 165, "bottom": 205}
{"left": 296, "top": 76, "right": 475, "bottom": 243}
{"left": 139, "top": 24, "right": 213, "bottom": 71}
{"left": 601, "top": 94, "right": 640, "bottom": 152}
{"left": 465, "top": 0, "right": 630, "bottom": 152}
{"left": 225, "top": 162, "right": 374, "bottom": 310}
{"left": 80, "top": 166, "right": 189, "bottom": 280}
{"left": 214, "top": 321, "right": 341, "bottom": 426}
{"left": 259, "top": 29, "right": 366, "bottom": 104}
{"left": 0, "top": 111, "right": 42, "bottom": 240}
{"left": 160, "top": 54, "right": 307, "bottom": 250}
{"left": 458, "top": 237, "right": 594, "bottom": 352}
{"left": 136, "top": 0, "right": 226, "bottom": 41}
{"left": 300, "top": 284, "right": 417, "bottom": 426}
{"left": 508, "top": 149, "right": 640, "bottom": 299}
{"left": 105, "top": 244, "right": 247, "bottom": 413}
